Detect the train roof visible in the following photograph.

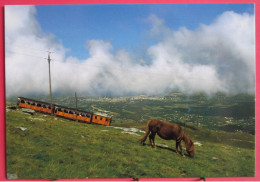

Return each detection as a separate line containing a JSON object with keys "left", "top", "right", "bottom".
{"left": 18, "top": 97, "right": 50, "bottom": 105}
{"left": 54, "top": 104, "right": 93, "bottom": 115}
{"left": 94, "top": 112, "right": 112, "bottom": 118}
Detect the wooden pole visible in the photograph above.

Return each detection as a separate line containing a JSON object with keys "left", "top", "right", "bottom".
{"left": 75, "top": 92, "right": 78, "bottom": 122}
{"left": 48, "top": 52, "right": 53, "bottom": 116}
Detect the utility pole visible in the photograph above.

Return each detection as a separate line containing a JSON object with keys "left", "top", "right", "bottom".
{"left": 47, "top": 51, "right": 54, "bottom": 116}
{"left": 75, "top": 92, "right": 78, "bottom": 122}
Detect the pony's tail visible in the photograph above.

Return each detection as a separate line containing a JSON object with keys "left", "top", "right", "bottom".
{"left": 139, "top": 120, "right": 151, "bottom": 144}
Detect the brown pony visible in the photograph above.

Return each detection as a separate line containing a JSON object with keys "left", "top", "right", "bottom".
{"left": 139, "top": 119, "right": 194, "bottom": 158}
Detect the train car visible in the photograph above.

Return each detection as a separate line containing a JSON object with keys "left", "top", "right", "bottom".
{"left": 17, "top": 97, "right": 112, "bottom": 126}
{"left": 92, "top": 113, "right": 111, "bottom": 126}
{"left": 54, "top": 105, "right": 78, "bottom": 120}
{"left": 76, "top": 109, "right": 92, "bottom": 123}
{"left": 54, "top": 105, "right": 93, "bottom": 123}
{"left": 17, "top": 97, "right": 52, "bottom": 114}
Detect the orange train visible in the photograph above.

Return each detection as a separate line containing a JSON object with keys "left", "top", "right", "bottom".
{"left": 17, "top": 97, "right": 112, "bottom": 126}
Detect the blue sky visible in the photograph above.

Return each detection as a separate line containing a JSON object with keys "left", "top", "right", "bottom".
{"left": 5, "top": 4, "right": 255, "bottom": 96}
{"left": 35, "top": 3, "right": 254, "bottom": 60}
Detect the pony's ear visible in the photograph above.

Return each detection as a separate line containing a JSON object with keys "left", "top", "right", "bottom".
{"left": 187, "top": 139, "right": 193, "bottom": 147}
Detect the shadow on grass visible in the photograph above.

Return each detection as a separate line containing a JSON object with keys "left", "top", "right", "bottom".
{"left": 156, "top": 145, "right": 191, "bottom": 157}
{"left": 140, "top": 143, "right": 190, "bottom": 157}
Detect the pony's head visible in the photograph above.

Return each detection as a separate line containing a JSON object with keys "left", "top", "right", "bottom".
{"left": 186, "top": 141, "right": 194, "bottom": 158}
{"left": 183, "top": 134, "right": 195, "bottom": 158}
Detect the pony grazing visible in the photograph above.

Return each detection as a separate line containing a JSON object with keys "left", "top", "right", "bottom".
{"left": 139, "top": 119, "right": 194, "bottom": 158}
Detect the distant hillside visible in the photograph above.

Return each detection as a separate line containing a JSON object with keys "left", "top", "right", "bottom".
{"left": 7, "top": 91, "right": 254, "bottom": 134}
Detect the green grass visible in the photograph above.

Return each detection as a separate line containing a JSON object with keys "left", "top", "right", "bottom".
{"left": 6, "top": 106, "right": 254, "bottom": 179}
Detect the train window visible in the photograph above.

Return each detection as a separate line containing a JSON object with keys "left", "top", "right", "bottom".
{"left": 37, "top": 103, "right": 41, "bottom": 107}
{"left": 106, "top": 118, "right": 109, "bottom": 121}
{"left": 81, "top": 114, "right": 85, "bottom": 117}
{"left": 21, "top": 100, "right": 25, "bottom": 103}
{"left": 64, "top": 110, "right": 68, "bottom": 113}
{"left": 58, "top": 108, "right": 62, "bottom": 111}
{"left": 48, "top": 106, "right": 51, "bottom": 109}
{"left": 100, "top": 117, "right": 103, "bottom": 120}
{"left": 43, "top": 105, "right": 46, "bottom": 108}
{"left": 86, "top": 114, "right": 90, "bottom": 118}
{"left": 69, "top": 111, "right": 73, "bottom": 114}
{"left": 31, "top": 103, "right": 35, "bottom": 106}
{"left": 95, "top": 116, "right": 98, "bottom": 119}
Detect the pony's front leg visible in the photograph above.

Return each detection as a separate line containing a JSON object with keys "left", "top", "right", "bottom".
{"left": 176, "top": 141, "right": 179, "bottom": 154}
{"left": 179, "top": 142, "right": 185, "bottom": 157}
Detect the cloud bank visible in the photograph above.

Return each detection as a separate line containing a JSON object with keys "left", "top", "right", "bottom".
{"left": 5, "top": 6, "right": 255, "bottom": 97}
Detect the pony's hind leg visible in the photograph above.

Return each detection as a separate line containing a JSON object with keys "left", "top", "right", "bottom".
{"left": 149, "top": 132, "right": 156, "bottom": 148}
{"left": 139, "top": 123, "right": 151, "bottom": 145}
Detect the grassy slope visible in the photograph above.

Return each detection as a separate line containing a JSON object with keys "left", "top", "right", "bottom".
{"left": 6, "top": 108, "right": 254, "bottom": 179}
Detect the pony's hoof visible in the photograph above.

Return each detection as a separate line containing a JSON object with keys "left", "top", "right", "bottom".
{"left": 140, "top": 142, "right": 145, "bottom": 145}
{"left": 182, "top": 154, "right": 186, "bottom": 157}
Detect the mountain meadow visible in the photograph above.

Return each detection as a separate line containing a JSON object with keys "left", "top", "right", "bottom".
{"left": 5, "top": 91, "right": 255, "bottom": 179}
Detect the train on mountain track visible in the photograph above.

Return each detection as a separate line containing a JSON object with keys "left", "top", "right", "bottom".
{"left": 17, "top": 97, "right": 112, "bottom": 126}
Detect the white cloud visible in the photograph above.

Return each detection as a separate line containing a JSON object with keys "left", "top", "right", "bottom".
{"left": 5, "top": 6, "right": 255, "bottom": 97}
